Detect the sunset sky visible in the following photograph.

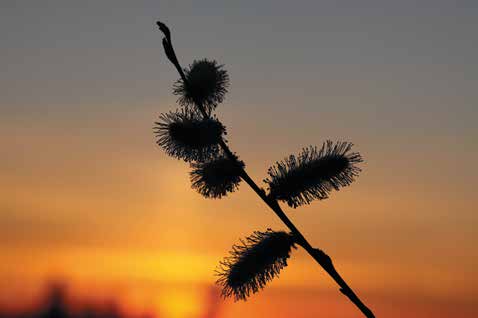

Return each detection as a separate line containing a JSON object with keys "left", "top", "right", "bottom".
{"left": 1, "top": 1, "right": 477, "bottom": 317}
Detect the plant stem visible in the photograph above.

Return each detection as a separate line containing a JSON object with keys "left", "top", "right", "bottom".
{"left": 157, "top": 23, "right": 375, "bottom": 318}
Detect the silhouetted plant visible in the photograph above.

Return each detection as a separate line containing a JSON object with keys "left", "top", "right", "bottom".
{"left": 154, "top": 21, "right": 375, "bottom": 318}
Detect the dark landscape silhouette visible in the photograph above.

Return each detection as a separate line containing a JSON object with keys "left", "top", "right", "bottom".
{"left": 0, "top": 284, "right": 221, "bottom": 318}
{"left": 0, "top": 285, "right": 149, "bottom": 318}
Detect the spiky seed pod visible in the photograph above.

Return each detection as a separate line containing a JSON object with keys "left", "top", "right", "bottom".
{"left": 265, "top": 141, "right": 363, "bottom": 208}
{"left": 190, "top": 155, "right": 245, "bottom": 199}
{"left": 174, "top": 59, "right": 229, "bottom": 113}
{"left": 216, "top": 229, "right": 297, "bottom": 301}
{"left": 154, "top": 108, "right": 226, "bottom": 162}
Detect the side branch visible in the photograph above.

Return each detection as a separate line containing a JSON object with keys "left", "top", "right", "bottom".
{"left": 156, "top": 21, "right": 375, "bottom": 318}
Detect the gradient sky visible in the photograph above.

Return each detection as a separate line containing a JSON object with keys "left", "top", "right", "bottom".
{"left": 1, "top": 1, "right": 477, "bottom": 318}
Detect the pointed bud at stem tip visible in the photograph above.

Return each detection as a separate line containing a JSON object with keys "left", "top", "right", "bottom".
{"left": 265, "top": 140, "right": 363, "bottom": 208}
{"left": 216, "top": 229, "right": 297, "bottom": 301}
{"left": 174, "top": 59, "right": 229, "bottom": 114}
{"left": 156, "top": 21, "right": 171, "bottom": 41}
{"left": 190, "top": 155, "right": 245, "bottom": 199}
{"left": 154, "top": 108, "right": 226, "bottom": 162}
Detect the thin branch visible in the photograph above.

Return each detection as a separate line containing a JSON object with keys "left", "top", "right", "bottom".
{"left": 156, "top": 21, "right": 375, "bottom": 318}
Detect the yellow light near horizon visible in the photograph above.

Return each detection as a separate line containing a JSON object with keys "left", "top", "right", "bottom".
{"left": 157, "top": 288, "right": 203, "bottom": 318}
{"left": 153, "top": 252, "right": 216, "bottom": 283}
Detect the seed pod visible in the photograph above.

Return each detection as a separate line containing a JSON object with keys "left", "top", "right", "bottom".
{"left": 154, "top": 108, "right": 225, "bottom": 162}
{"left": 265, "top": 141, "right": 363, "bottom": 208}
{"left": 190, "top": 155, "right": 244, "bottom": 199}
{"left": 216, "top": 229, "right": 296, "bottom": 301}
{"left": 174, "top": 59, "right": 229, "bottom": 113}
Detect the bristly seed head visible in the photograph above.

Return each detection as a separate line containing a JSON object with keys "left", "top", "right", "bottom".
{"left": 265, "top": 140, "right": 363, "bottom": 208}
{"left": 174, "top": 59, "right": 229, "bottom": 114}
{"left": 154, "top": 108, "right": 226, "bottom": 162}
{"left": 216, "top": 229, "right": 297, "bottom": 301}
{"left": 190, "top": 155, "right": 245, "bottom": 199}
